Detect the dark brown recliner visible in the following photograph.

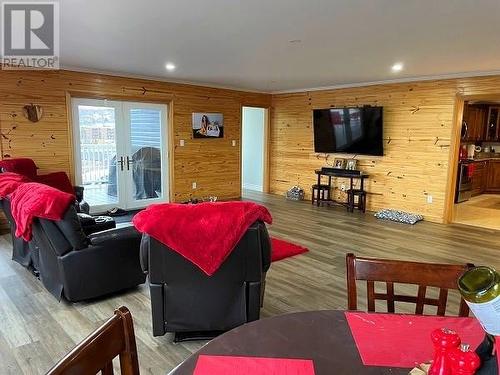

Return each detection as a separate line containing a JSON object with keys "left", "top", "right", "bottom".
{"left": 140, "top": 221, "right": 272, "bottom": 341}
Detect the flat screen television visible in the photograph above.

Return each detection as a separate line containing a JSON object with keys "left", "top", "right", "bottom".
{"left": 313, "top": 106, "right": 383, "bottom": 156}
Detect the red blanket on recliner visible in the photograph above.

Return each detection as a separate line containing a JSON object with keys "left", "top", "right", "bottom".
{"left": 0, "top": 172, "right": 31, "bottom": 198}
{"left": 10, "top": 182, "right": 75, "bottom": 241}
{"left": 133, "top": 201, "right": 273, "bottom": 276}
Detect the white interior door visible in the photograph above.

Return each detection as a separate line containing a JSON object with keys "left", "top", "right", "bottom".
{"left": 72, "top": 98, "right": 168, "bottom": 213}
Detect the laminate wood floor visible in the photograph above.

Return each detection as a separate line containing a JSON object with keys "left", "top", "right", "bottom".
{"left": 1, "top": 191, "right": 499, "bottom": 375}
{"left": 454, "top": 194, "right": 500, "bottom": 231}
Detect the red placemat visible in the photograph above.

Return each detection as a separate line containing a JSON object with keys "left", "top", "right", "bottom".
{"left": 345, "top": 312, "right": 485, "bottom": 368}
{"left": 497, "top": 337, "right": 500, "bottom": 371}
{"left": 193, "top": 355, "right": 315, "bottom": 375}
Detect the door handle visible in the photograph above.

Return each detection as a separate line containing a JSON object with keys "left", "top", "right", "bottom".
{"left": 117, "top": 156, "right": 125, "bottom": 171}
{"left": 126, "top": 156, "right": 134, "bottom": 170}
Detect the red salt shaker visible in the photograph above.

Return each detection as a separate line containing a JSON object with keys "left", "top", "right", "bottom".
{"left": 428, "top": 328, "right": 461, "bottom": 375}
{"left": 448, "top": 344, "right": 481, "bottom": 375}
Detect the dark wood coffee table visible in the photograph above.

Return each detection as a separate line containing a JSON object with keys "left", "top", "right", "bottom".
{"left": 168, "top": 310, "right": 408, "bottom": 374}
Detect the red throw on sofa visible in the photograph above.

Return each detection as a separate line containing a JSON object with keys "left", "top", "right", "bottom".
{"left": 133, "top": 201, "right": 273, "bottom": 276}
{"left": 0, "top": 172, "right": 31, "bottom": 199}
{"left": 10, "top": 182, "right": 75, "bottom": 241}
{"left": 0, "top": 158, "right": 74, "bottom": 195}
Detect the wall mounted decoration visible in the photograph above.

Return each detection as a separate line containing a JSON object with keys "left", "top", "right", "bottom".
{"left": 23, "top": 104, "right": 43, "bottom": 122}
{"left": 192, "top": 113, "right": 224, "bottom": 138}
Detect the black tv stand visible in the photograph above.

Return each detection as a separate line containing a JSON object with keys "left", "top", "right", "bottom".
{"left": 314, "top": 169, "right": 369, "bottom": 211}
{"left": 321, "top": 167, "right": 363, "bottom": 177}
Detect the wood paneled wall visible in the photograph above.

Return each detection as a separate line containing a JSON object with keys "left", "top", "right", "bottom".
{"left": 270, "top": 75, "right": 500, "bottom": 223}
{"left": 0, "top": 69, "right": 271, "bottom": 212}
{"left": 2, "top": 69, "right": 500, "bottom": 228}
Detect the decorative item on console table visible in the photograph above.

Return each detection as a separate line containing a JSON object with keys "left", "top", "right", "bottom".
{"left": 334, "top": 158, "right": 346, "bottom": 169}
{"left": 346, "top": 159, "right": 358, "bottom": 171}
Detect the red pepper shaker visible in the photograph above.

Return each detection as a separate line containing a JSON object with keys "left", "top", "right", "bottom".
{"left": 448, "top": 344, "right": 481, "bottom": 375}
{"left": 429, "top": 328, "right": 461, "bottom": 375}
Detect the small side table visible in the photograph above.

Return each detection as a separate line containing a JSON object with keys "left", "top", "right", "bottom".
{"left": 312, "top": 184, "right": 331, "bottom": 205}
{"left": 347, "top": 189, "right": 366, "bottom": 213}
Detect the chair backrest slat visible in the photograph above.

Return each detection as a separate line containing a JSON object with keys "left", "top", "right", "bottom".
{"left": 386, "top": 282, "right": 395, "bottom": 313}
{"left": 367, "top": 281, "right": 375, "bottom": 311}
{"left": 416, "top": 285, "right": 426, "bottom": 314}
{"left": 437, "top": 289, "right": 449, "bottom": 316}
{"left": 47, "top": 306, "right": 140, "bottom": 375}
{"left": 346, "top": 253, "right": 472, "bottom": 317}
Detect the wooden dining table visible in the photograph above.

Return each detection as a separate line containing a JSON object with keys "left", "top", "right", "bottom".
{"left": 168, "top": 310, "right": 413, "bottom": 374}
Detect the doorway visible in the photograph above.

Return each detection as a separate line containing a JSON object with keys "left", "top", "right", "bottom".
{"left": 445, "top": 95, "right": 500, "bottom": 231}
{"left": 241, "top": 106, "right": 268, "bottom": 192}
{"left": 72, "top": 98, "right": 169, "bottom": 213}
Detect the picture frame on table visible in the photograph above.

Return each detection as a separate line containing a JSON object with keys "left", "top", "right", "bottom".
{"left": 334, "top": 158, "right": 346, "bottom": 169}
{"left": 346, "top": 159, "right": 358, "bottom": 170}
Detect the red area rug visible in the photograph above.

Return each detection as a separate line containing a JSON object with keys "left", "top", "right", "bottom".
{"left": 271, "top": 238, "right": 309, "bottom": 262}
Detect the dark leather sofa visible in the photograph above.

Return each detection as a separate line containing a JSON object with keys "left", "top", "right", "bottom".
{"left": 140, "top": 220, "right": 272, "bottom": 340}
{"left": 31, "top": 206, "right": 146, "bottom": 302}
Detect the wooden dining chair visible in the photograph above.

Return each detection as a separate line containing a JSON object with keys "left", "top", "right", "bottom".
{"left": 346, "top": 253, "right": 473, "bottom": 316}
{"left": 46, "top": 306, "right": 140, "bottom": 375}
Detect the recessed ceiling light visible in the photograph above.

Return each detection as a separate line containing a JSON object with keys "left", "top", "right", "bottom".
{"left": 391, "top": 62, "right": 404, "bottom": 72}
{"left": 165, "top": 63, "right": 176, "bottom": 71}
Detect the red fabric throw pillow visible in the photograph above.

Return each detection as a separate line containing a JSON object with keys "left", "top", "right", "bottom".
{"left": 10, "top": 182, "right": 75, "bottom": 241}
{"left": 36, "top": 172, "right": 75, "bottom": 195}
{"left": 0, "top": 172, "right": 31, "bottom": 198}
{"left": 0, "top": 158, "right": 38, "bottom": 179}
{"left": 133, "top": 201, "right": 272, "bottom": 276}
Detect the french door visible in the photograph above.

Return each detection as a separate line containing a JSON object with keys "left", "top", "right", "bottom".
{"left": 72, "top": 98, "right": 169, "bottom": 213}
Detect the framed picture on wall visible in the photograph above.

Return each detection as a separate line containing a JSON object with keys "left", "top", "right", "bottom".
{"left": 192, "top": 113, "right": 224, "bottom": 138}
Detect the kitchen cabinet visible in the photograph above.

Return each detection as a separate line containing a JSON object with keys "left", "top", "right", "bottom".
{"left": 486, "top": 107, "right": 500, "bottom": 141}
{"left": 471, "top": 161, "right": 488, "bottom": 196}
{"left": 463, "top": 105, "right": 487, "bottom": 141}
{"left": 486, "top": 160, "right": 500, "bottom": 192}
